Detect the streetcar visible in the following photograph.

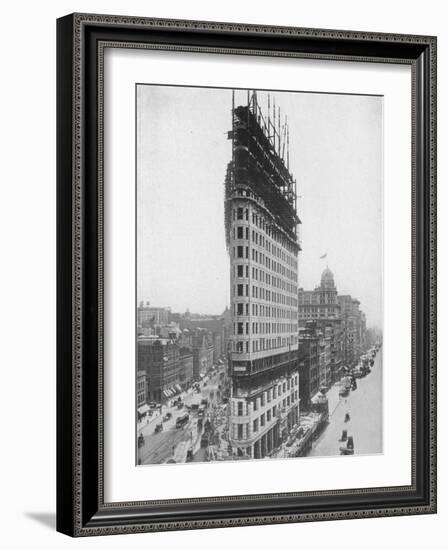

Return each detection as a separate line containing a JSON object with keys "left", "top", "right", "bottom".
{"left": 175, "top": 413, "right": 190, "bottom": 429}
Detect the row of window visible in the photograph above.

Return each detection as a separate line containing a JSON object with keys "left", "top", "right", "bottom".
{"left": 234, "top": 376, "right": 299, "bottom": 416}
{"left": 299, "top": 306, "right": 338, "bottom": 313}
{"left": 232, "top": 245, "right": 297, "bottom": 283}
{"left": 234, "top": 283, "right": 298, "bottom": 307}
{"left": 232, "top": 224, "right": 298, "bottom": 270}
{"left": 232, "top": 206, "right": 298, "bottom": 258}
{"left": 137, "top": 395, "right": 146, "bottom": 406}
{"left": 298, "top": 296, "right": 338, "bottom": 305}
{"left": 232, "top": 336, "right": 298, "bottom": 353}
{"left": 234, "top": 392, "right": 297, "bottom": 417}
{"left": 233, "top": 396, "right": 299, "bottom": 440}
{"left": 234, "top": 302, "right": 297, "bottom": 320}
{"left": 234, "top": 321, "right": 297, "bottom": 336}
{"left": 253, "top": 407, "right": 275, "bottom": 432}
{"left": 299, "top": 312, "right": 325, "bottom": 318}
{"left": 234, "top": 264, "right": 296, "bottom": 294}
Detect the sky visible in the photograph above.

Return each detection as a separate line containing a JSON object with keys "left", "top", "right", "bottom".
{"left": 137, "top": 85, "right": 383, "bottom": 328}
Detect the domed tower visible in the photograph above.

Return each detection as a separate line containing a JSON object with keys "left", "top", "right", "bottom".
{"left": 317, "top": 266, "right": 338, "bottom": 311}
{"left": 320, "top": 266, "right": 336, "bottom": 290}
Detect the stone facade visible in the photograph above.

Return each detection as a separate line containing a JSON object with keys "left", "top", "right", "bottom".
{"left": 338, "top": 295, "right": 367, "bottom": 367}
{"left": 225, "top": 93, "right": 300, "bottom": 459}
{"left": 138, "top": 337, "right": 193, "bottom": 403}
{"left": 298, "top": 268, "right": 370, "bottom": 405}
{"left": 137, "top": 370, "right": 146, "bottom": 408}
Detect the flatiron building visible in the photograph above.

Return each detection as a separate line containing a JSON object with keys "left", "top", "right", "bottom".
{"left": 225, "top": 91, "right": 301, "bottom": 459}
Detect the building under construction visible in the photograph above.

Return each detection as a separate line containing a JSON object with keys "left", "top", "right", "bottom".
{"left": 225, "top": 91, "right": 301, "bottom": 459}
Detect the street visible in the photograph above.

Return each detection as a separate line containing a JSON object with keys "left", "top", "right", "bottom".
{"left": 138, "top": 352, "right": 383, "bottom": 463}
{"left": 308, "top": 350, "right": 383, "bottom": 457}
{"left": 138, "top": 367, "right": 224, "bottom": 464}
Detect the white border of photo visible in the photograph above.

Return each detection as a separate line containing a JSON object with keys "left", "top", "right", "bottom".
{"left": 103, "top": 47, "right": 411, "bottom": 503}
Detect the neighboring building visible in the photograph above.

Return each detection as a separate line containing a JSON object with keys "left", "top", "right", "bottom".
{"left": 137, "top": 302, "right": 171, "bottom": 329}
{"left": 298, "top": 267, "right": 340, "bottom": 326}
{"left": 338, "top": 295, "right": 355, "bottom": 366}
{"left": 328, "top": 322, "right": 343, "bottom": 383}
{"left": 179, "top": 328, "right": 193, "bottom": 348}
{"left": 351, "top": 299, "right": 363, "bottom": 359}
{"left": 178, "top": 347, "right": 194, "bottom": 388}
{"left": 137, "top": 337, "right": 183, "bottom": 402}
{"left": 192, "top": 329, "right": 214, "bottom": 379}
{"left": 320, "top": 325, "right": 333, "bottom": 387}
{"left": 137, "top": 370, "right": 147, "bottom": 407}
{"left": 298, "top": 325, "right": 320, "bottom": 409}
{"left": 338, "top": 295, "right": 367, "bottom": 367}
{"left": 136, "top": 370, "right": 148, "bottom": 420}
{"left": 225, "top": 92, "right": 301, "bottom": 459}
{"left": 137, "top": 326, "right": 156, "bottom": 337}
{"left": 178, "top": 317, "right": 228, "bottom": 362}
{"left": 158, "top": 322, "right": 182, "bottom": 339}
{"left": 359, "top": 310, "right": 367, "bottom": 354}
{"left": 179, "top": 327, "right": 215, "bottom": 380}
{"left": 298, "top": 268, "right": 343, "bottom": 385}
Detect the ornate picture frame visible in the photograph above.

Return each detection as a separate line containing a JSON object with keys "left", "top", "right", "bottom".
{"left": 57, "top": 13, "right": 437, "bottom": 536}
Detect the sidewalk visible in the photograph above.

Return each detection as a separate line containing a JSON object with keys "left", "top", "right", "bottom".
{"left": 326, "top": 382, "right": 344, "bottom": 417}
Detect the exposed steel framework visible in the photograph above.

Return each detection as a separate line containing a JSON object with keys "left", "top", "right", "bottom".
{"left": 224, "top": 90, "right": 300, "bottom": 380}
{"left": 225, "top": 90, "right": 300, "bottom": 250}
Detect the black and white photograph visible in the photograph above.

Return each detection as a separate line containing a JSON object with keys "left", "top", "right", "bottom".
{"left": 0, "top": 1, "right": 440, "bottom": 545}
{"left": 136, "top": 85, "right": 383, "bottom": 465}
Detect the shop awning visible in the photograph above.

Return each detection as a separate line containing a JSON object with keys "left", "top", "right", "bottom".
{"left": 175, "top": 384, "right": 182, "bottom": 393}
{"left": 137, "top": 404, "right": 150, "bottom": 415}
{"left": 163, "top": 389, "right": 171, "bottom": 398}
